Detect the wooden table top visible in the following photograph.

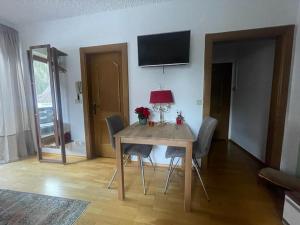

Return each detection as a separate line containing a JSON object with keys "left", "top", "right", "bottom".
{"left": 115, "top": 122, "right": 195, "bottom": 142}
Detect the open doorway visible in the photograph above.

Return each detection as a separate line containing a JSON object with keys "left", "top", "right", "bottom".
{"left": 211, "top": 39, "right": 276, "bottom": 164}
{"left": 204, "top": 25, "right": 295, "bottom": 169}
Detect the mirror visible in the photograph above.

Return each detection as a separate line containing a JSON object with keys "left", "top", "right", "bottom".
{"left": 30, "top": 45, "right": 65, "bottom": 163}
{"left": 32, "top": 48, "right": 58, "bottom": 148}
{"left": 29, "top": 45, "right": 85, "bottom": 164}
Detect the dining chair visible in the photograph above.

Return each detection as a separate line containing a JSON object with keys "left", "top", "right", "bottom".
{"left": 163, "top": 117, "right": 218, "bottom": 200}
{"left": 105, "top": 115, "right": 154, "bottom": 194}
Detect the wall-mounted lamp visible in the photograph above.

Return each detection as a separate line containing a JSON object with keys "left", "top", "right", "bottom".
{"left": 150, "top": 90, "right": 174, "bottom": 124}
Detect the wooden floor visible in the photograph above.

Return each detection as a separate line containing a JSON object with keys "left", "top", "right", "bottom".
{"left": 0, "top": 141, "right": 283, "bottom": 225}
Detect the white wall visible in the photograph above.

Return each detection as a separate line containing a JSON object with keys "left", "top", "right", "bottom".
{"left": 0, "top": 18, "right": 15, "bottom": 29}
{"left": 281, "top": 2, "right": 300, "bottom": 175}
{"left": 214, "top": 40, "right": 275, "bottom": 162}
{"left": 16, "top": 0, "right": 300, "bottom": 165}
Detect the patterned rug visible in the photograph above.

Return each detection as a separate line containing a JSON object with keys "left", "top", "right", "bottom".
{"left": 0, "top": 189, "right": 89, "bottom": 225}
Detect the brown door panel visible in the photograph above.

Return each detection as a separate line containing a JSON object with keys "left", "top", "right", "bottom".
{"left": 87, "top": 51, "right": 124, "bottom": 158}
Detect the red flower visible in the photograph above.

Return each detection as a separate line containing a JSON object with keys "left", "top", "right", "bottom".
{"left": 143, "top": 108, "right": 150, "bottom": 117}
{"left": 135, "top": 107, "right": 150, "bottom": 119}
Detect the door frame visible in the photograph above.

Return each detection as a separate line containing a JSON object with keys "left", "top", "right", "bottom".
{"left": 80, "top": 43, "right": 129, "bottom": 159}
{"left": 204, "top": 25, "right": 295, "bottom": 169}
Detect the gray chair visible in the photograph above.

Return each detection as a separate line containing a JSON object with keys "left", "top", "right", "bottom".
{"left": 105, "top": 115, "right": 154, "bottom": 194}
{"left": 163, "top": 117, "right": 218, "bottom": 200}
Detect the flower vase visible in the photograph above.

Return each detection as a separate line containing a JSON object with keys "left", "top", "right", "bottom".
{"left": 139, "top": 118, "right": 147, "bottom": 125}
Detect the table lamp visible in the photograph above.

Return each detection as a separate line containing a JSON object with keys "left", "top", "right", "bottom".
{"left": 150, "top": 90, "right": 174, "bottom": 124}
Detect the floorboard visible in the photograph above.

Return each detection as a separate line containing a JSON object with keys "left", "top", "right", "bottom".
{"left": 0, "top": 141, "right": 282, "bottom": 225}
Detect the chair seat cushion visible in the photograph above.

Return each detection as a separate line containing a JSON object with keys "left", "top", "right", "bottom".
{"left": 165, "top": 146, "right": 186, "bottom": 158}
{"left": 122, "top": 144, "right": 133, "bottom": 153}
{"left": 259, "top": 167, "right": 300, "bottom": 192}
{"left": 124, "top": 144, "right": 153, "bottom": 158}
{"left": 193, "top": 142, "right": 205, "bottom": 158}
{"left": 166, "top": 142, "right": 201, "bottom": 159}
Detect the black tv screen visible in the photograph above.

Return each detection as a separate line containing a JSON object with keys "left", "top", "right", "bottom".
{"left": 138, "top": 31, "right": 190, "bottom": 67}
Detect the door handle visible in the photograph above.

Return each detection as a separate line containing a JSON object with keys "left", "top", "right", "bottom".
{"left": 93, "top": 103, "right": 97, "bottom": 115}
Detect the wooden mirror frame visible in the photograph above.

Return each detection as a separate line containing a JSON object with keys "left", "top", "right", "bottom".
{"left": 28, "top": 45, "right": 67, "bottom": 164}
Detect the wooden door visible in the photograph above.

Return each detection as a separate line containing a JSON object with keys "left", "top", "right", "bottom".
{"left": 210, "top": 63, "right": 232, "bottom": 140}
{"left": 87, "top": 52, "right": 123, "bottom": 158}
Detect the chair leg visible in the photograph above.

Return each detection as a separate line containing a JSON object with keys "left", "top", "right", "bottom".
{"left": 169, "top": 157, "right": 180, "bottom": 178}
{"left": 107, "top": 168, "right": 117, "bottom": 189}
{"left": 148, "top": 155, "right": 155, "bottom": 171}
{"left": 164, "top": 157, "right": 174, "bottom": 194}
{"left": 139, "top": 155, "right": 146, "bottom": 195}
{"left": 124, "top": 154, "right": 130, "bottom": 167}
{"left": 192, "top": 158, "right": 210, "bottom": 201}
{"left": 107, "top": 154, "right": 130, "bottom": 189}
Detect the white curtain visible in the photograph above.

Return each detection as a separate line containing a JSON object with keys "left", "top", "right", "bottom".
{"left": 0, "top": 24, "right": 34, "bottom": 163}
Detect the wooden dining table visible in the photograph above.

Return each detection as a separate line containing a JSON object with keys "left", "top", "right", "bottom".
{"left": 114, "top": 122, "right": 195, "bottom": 212}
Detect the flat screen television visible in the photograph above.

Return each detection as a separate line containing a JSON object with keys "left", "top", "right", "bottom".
{"left": 137, "top": 31, "right": 190, "bottom": 67}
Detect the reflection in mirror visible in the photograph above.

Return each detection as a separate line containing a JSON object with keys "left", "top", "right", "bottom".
{"left": 32, "top": 48, "right": 48, "bottom": 59}
{"left": 32, "top": 48, "right": 60, "bottom": 151}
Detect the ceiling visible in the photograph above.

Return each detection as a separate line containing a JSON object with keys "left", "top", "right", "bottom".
{"left": 0, "top": 0, "right": 172, "bottom": 25}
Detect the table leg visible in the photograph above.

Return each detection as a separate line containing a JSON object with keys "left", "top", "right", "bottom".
{"left": 116, "top": 136, "right": 124, "bottom": 200}
{"left": 184, "top": 141, "right": 193, "bottom": 212}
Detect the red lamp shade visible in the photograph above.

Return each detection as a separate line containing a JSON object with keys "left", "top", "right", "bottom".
{"left": 150, "top": 90, "right": 174, "bottom": 104}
